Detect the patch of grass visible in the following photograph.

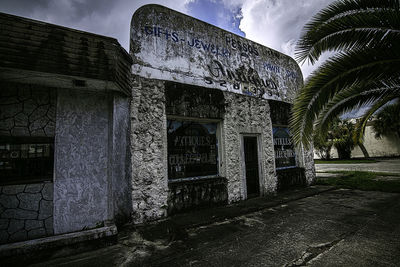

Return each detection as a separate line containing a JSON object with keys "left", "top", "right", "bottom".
{"left": 315, "top": 159, "right": 378, "bottom": 164}
{"left": 316, "top": 171, "right": 400, "bottom": 193}
{"left": 320, "top": 171, "right": 400, "bottom": 176}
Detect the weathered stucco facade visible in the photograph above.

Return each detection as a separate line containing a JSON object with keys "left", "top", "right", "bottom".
{"left": 128, "top": 4, "right": 315, "bottom": 223}
{"left": 54, "top": 90, "right": 110, "bottom": 234}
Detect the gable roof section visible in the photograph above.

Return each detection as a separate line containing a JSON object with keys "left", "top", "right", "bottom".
{"left": 0, "top": 12, "right": 132, "bottom": 95}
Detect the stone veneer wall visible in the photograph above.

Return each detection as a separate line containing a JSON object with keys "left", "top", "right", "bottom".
{"left": 276, "top": 168, "right": 306, "bottom": 191}
{"left": 0, "top": 83, "right": 56, "bottom": 244}
{"left": 130, "top": 78, "right": 315, "bottom": 222}
{"left": 0, "top": 83, "right": 56, "bottom": 137}
{"left": 130, "top": 77, "right": 168, "bottom": 223}
{"left": 303, "top": 147, "right": 316, "bottom": 185}
{"left": 0, "top": 182, "right": 53, "bottom": 244}
{"left": 168, "top": 177, "right": 228, "bottom": 215}
{"left": 222, "top": 92, "right": 276, "bottom": 202}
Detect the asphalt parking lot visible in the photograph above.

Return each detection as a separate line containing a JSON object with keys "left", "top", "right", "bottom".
{"left": 30, "top": 186, "right": 400, "bottom": 267}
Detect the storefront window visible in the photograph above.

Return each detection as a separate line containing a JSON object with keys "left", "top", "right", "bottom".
{"left": 0, "top": 137, "right": 54, "bottom": 185}
{"left": 273, "top": 127, "right": 296, "bottom": 169}
{"left": 167, "top": 120, "right": 218, "bottom": 179}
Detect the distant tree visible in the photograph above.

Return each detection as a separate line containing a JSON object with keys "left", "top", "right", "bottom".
{"left": 331, "top": 119, "right": 356, "bottom": 159}
{"left": 314, "top": 119, "right": 356, "bottom": 159}
{"left": 372, "top": 101, "right": 400, "bottom": 139}
{"left": 313, "top": 132, "right": 333, "bottom": 160}
{"left": 290, "top": 0, "right": 400, "bottom": 150}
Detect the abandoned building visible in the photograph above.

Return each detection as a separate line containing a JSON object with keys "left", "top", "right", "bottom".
{"left": 0, "top": 4, "right": 315, "bottom": 246}
{"left": 0, "top": 12, "right": 132, "bottom": 244}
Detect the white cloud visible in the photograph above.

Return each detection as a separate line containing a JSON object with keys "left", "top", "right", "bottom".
{"left": 236, "top": 0, "right": 334, "bottom": 78}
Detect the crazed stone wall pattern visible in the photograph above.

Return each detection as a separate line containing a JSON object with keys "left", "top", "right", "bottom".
{"left": 0, "top": 84, "right": 55, "bottom": 244}
{"left": 0, "top": 182, "right": 53, "bottom": 244}
{"left": 0, "top": 83, "right": 56, "bottom": 137}
{"left": 0, "top": 84, "right": 56, "bottom": 190}
{"left": 222, "top": 92, "right": 276, "bottom": 203}
{"left": 130, "top": 77, "right": 168, "bottom": 223}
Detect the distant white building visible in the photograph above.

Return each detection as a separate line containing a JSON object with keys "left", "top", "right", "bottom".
{"left": 315, "top": 118, "right": 400, "bottom": 159}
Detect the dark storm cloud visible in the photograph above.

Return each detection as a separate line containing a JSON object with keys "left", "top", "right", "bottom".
{"left": 0, "top": 0, "right": 191, "bottom": 50}
{"left": 1, "top": 0, "right": 114, "bottom": 21}
{"left": 69, "top": 0, "right": 111, "bottom": 19}
{"left": 0, "top": 0, "right": 49, "bottom": 16}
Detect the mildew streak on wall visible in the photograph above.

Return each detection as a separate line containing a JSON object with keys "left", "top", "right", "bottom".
{"left": 111, "top": 95, "right": 132, "bottom": 225}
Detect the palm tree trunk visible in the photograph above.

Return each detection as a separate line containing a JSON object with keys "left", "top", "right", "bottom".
{"left": 358, "top": 143, "right": 370, "bottom": 158}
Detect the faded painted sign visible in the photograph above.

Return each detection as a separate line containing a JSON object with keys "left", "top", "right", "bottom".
{"left": 131, "top": 4, "right": 303, "bottom": 102}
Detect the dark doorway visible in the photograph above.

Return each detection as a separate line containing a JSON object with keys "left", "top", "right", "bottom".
{"left": 244, "top": 136, "right": 260, "bottom": 198}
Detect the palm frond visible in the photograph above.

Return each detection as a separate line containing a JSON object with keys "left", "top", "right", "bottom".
{"left": 291, "top": 0, "right": 400, "bottom": 149}
{"left": 314, "top": 80, "right": 400, "bottom": 139}
{"left": 290, "top": 47, "right": 400, "bottom": 148}
{"left": 296, "top": 0, "right": 400, "bottom": 64}
{"left": 353, "top": 95, "right": 400, "bottom": 143}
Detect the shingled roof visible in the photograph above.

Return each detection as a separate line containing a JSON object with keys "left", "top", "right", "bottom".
{"left": 0, "top": 12, "right": 132, "bottom": 95}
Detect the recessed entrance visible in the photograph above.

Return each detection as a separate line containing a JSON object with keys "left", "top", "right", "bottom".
{"left": 243, "top": 136, "right": 260, "bottom": 198}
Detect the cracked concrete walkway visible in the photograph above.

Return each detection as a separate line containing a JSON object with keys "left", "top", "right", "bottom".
{"left": 28, "top": 187, "right": 400, "bottom": 267}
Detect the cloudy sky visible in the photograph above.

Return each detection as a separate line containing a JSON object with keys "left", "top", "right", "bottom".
{"left": 0, "top": 0, "right": 335, "bottom": 78}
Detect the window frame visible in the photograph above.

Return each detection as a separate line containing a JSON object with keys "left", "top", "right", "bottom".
{"left": 272, "top": 124, "right": 297, "bottom": 171}
{"left": 166, "top": 115, "right": 222, "bottom": 182}
{"left": 0, "top": 136, "right": 54, "bottom": 186}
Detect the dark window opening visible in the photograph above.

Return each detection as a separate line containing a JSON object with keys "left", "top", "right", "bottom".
{"left": 0, "top": 136, "right": 54, "bottom": 185}
{"left": 269, "top": 100, "right": 292, "bottom": 125}
{"left": 165, "top": 82, "right": 225, "bottom": 119}
{"left": 167, "top": 120, "right": 218, "bottom": 180}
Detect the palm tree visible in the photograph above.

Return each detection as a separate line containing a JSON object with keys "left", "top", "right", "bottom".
{"left": 330, "top": 119, "right": 356, "bottom": 159}
{"left": 372, "top": 101, "right": 400, "bottom": 138}
{"left": 290, "top": 0, "right": 400, "bottom": 149}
